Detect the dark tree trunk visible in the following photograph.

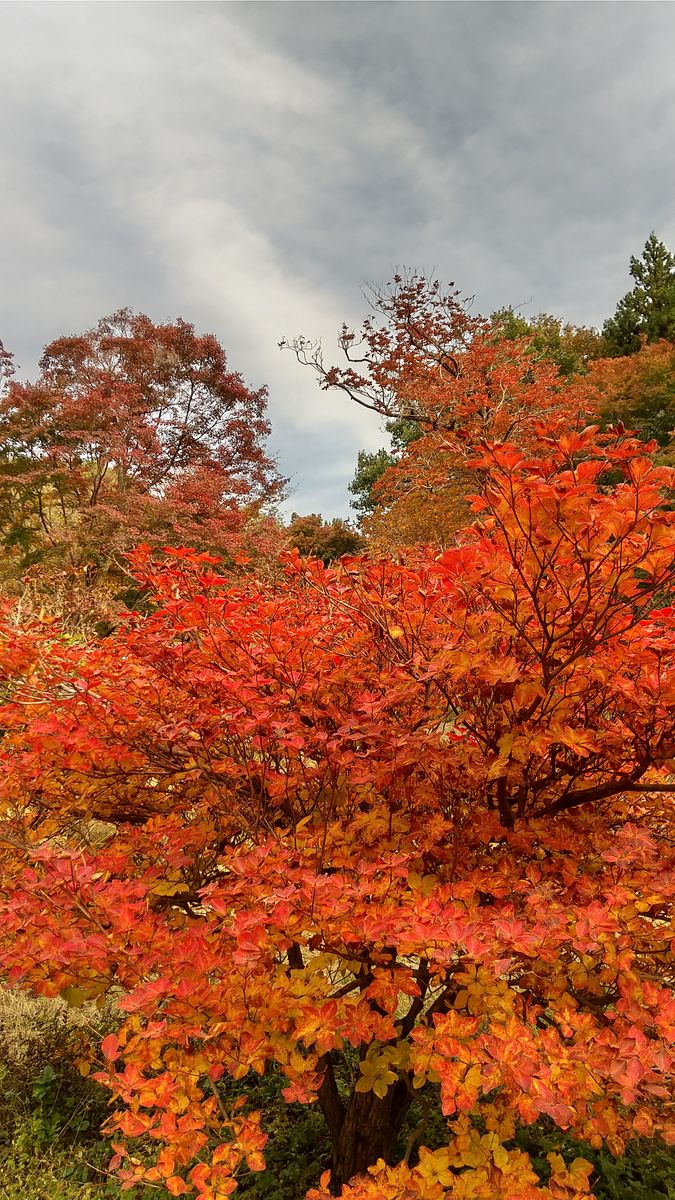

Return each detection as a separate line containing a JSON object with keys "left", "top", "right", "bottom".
{"left": 318, "top": 1062, "right": 413, "bottom": 1195}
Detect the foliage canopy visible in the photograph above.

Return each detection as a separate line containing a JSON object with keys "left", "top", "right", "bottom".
{"left": 1, "top": 257, "right": 675, "bottom": 1199}
{"left": 1, "top": 410, "right": 674, "bottom": 1197}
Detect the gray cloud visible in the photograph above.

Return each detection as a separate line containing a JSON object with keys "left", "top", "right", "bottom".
{"left": 1, "top": 1, "right": 674, "bottom": 517}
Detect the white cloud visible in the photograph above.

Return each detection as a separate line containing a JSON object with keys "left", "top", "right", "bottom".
{"left": 2, "top": 1, "right": 675, "bottom": 517}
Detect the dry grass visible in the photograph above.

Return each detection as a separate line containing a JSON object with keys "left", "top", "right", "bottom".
{"left": 0, "top": 572, "right": 123, "bottom": 640}
{"left": 0, "top": 986, "right": 119, "bottom": 1079}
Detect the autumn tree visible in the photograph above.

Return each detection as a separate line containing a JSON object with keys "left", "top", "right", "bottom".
{"left": 0, "top": 311, "right": 285, "bottom": 606}
{"left": 340, "top": 289, "right": 606, "bottom": 533}
{"left": 356, "top": 334, "right": 593, "bottom": 552}
{"left": 283, "top": 271, "right": 485, "bottom": 430}
{"left": 287, "top": 512, "right": 364, "bottom": 563}
{"left": 490, "top": 310, "right": 607, "bottom": 377}
{"left": 587, "top": 339, "right": 675, "bottom": 459}
{"left": 0, "top": 412, "right": 674, "bottom": 1198}
{"left": 603, "top": 233, "right": 675, "bottom": 357}
{"left": 292, "top": 274, "right": 593, "bottom": 550}
{"left": 284, "top": 271, "right": 482, "bottom": 546}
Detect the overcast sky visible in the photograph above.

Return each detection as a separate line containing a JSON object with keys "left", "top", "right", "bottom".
{"left": 2, "top": 2, "right": 674, "bottom": 518}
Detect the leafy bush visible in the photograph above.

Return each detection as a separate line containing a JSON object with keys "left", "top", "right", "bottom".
{"left": 0, "top": 1057, "right": 113, "bottom": 1199}
{"left": 0, "top": 1148, "right": 100, "bottom": 1200}
{"left": 222, "top": 1068, "right": 331, "bottom": 1199}
{"left": 514, "top": 1120, "right": 675, "bottom": 1200}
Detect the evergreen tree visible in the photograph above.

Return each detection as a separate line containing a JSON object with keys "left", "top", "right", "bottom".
{"left": 603, "top": 232, "right": 675, "bottom": 356}
{"left": 349, "top": 419, "right": 422, "bottom": 519}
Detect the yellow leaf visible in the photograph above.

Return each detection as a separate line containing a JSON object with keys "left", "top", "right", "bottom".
{"left": 305, "top": 953, "right": 336, "bottom": 973}
{"left": 484, "top": 1133, "right": 509, "bottom": 1170}
{"left": 60, "top": 986, "right": 86, "bottom": 1008}
{"left": 418, "top": 1147, "right": 455, "bottom": 1187}
{"left": 493, "top": 1143, "right": 510, "bottom": 1170}
{"left": 568, "top": 1156, "right": 594, "bottom": 1190}
{"left": 497, "top": 733, "right": 514, "bottom": 757}
{"left": 151, "top": 882, "right": 190, "bottom": 897}
{"left": 388, "top": 1041, "right": 411, "bottom": 1068}
{"left": 487, "top": 762, "right": 505, "bottom": 782}
{"left": 547, "top": 1152, "right": 568, "bottom": 1181}
{"left": 459, "top": 1141, "right": 489, "bottom": 1169}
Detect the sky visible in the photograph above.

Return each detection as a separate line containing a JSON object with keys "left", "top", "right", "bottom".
{"left": 2, "top": 1, "right": 675, "bottom": 519}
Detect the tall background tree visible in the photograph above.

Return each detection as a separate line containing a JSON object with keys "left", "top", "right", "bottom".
{"left": 341, "top": 291, "right": 608, "bottom": 543}
{"left": 603, "top": 233, "right": 675, "bottom": 357}
{"left": 285, "top": 272, "right": 484, "bottom": 549}
{"left": 337, "top": 247, "right": 675, "bottom": 552}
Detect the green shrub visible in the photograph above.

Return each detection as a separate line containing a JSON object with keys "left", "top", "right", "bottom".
{"left": 222, "top": 1068, "right": 330, "bottom": 1199}
{"left": 0, "top": 988, "right": 125, "bottom": 1198}
{"left": 514, "top": 1120, "right": 675, "bottom": 1200}
{"left": 0, "top": 1148, "right": 100, "bottom": 1200}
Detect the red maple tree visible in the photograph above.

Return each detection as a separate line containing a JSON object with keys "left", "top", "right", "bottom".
{"left": 0, "top": 404, "right": 673, "bottom": 1197}
{"left": 0, "top": 311, "right": 285, "bottom": 592}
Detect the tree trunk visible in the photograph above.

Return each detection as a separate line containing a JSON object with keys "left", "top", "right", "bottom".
{"left": 318, "top": 1065, "right": 412, "bottom": 1195}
